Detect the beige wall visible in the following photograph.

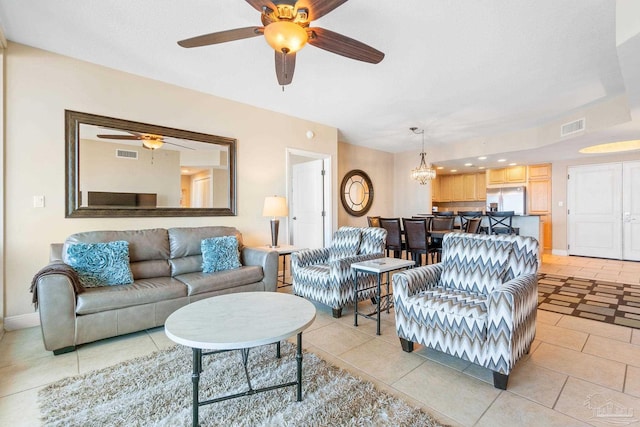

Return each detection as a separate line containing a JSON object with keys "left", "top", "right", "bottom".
{"left": 337, "top": 142, "right": 395, "bottom": 227}
{"left": 3, "top": 42, "right": 338, "bottom": 319}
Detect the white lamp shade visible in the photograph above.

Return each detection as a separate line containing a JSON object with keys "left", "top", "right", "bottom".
{"left": 263, "top": 196, "right": 288, "bottom": 217}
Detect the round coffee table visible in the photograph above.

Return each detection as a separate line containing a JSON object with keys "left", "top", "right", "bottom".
{"left": 165, "top": 292, "right": 316, "bottom": 427}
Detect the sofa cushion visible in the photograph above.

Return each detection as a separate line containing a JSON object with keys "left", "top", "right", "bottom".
{"left": 64, "top": 228, "right": 170, "bottom": 279}
{"left": 201, "top": 236, "right": 241, "bottom": 273}
{"left": 64, "top": 241, "right": 134, "bottom": 288}
{"left": 75, "top": 277, "right": 187, "bottom": 315}
{"left": 175, "top": 266, "right": 264, "bottom": 296}
{"left": 440, "top": 233, "right": 511, "bottom": 294}
{"left": 168, "top": 226, "right": 243, "bottom": 276}
{"left": 328, "top": 227, "right": 361, "bottom": 262}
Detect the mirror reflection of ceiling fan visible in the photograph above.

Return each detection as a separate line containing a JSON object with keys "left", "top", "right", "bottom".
{"left": 96, "top": 131, "right": 195, "bottom": 151}
{"left": 177, "top": 0, "right": 385, "bottom": 86}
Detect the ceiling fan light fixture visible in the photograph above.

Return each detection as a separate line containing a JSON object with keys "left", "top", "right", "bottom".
{"left": 264, "top": 21, "right": 308, "bottom": 54}
{"left": 142, "top": 139, "right": 164, "bottom": 150}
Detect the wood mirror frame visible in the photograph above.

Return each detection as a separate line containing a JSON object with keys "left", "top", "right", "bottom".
{"left": 340, "top": 169, "right": 374, "bottom": 217}
{"left": 65, "top": 110, "right": 237, "bottom": 218}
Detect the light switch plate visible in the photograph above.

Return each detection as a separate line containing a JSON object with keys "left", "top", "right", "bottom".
{"left": 33, "top": 195, "right": 45, "bottom": 208}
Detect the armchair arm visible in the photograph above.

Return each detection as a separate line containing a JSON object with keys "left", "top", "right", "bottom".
{"left": 291, "top": 248, "right": 330, "bottom": 269}
{"left": 392, "top": 264, "right": 444, "bottom": 302}
{"left": 486, "top": 273, "right": 538, "bottom": 374}
{"left": 241, "top": 246, "right": 279, "bottom": 292}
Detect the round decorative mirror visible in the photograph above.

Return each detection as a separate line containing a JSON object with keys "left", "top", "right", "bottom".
{"left": 340, "top": 169, "right": 374, "bottom": 217}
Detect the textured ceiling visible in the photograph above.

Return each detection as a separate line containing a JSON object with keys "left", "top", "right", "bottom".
{"left": 1, "top": 0, "right": 639, "bottom": 172}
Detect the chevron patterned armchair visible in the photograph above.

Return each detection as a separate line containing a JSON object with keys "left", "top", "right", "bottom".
{"left": 292, "top": 226, "right": 387, "bottom": 318}
{"left": 393, "top": 232, "right": 539, "bottom": 389}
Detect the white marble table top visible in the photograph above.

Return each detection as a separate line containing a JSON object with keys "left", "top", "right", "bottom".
{"left": 351, "top": 257, "right": 415, "bottom": 274}
{"left": 165, "top": 292, "right": 316, "bottom": 350}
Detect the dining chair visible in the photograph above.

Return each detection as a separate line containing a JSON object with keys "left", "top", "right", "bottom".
{"left": 367, "top": 216, "right": 381, "bottom": 227}
{"left": 379, "top": 218, "right": 405, "bottom": 258}
{"left": 402, "top": 218, "right": 429, "bottom": 266}
{"left": 428, "top": 216, "right": 455, "bottom": 263}
{"left": 458, "top": 211, "right": 482, "bottom": 232}
{"left": 465, "top": 217, "right": 482, "bottom": 233}
{"left": 487, "top": 211, "right": 518, "bottom": 235}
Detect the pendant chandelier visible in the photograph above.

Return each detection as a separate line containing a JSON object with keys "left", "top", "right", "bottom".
{"left": 410, "top": 127, "right": 436, "bottom": 184}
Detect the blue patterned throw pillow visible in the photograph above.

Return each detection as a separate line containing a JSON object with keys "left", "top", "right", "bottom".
{"left": 65, "top": 240, "right": 134, "bottom": 288}
{"left": 201, "top": 236, "right": 242, "bottom": 273}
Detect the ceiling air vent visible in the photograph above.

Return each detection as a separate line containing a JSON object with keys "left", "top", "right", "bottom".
{"left": 560, "top": 118, "right": 585, "bottom": 137}
{"left": 115, "top": 149, "right": 138, "bottom": 160}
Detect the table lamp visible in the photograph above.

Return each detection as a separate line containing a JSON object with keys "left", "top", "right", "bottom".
{"left": 262, "top": 196, "right": 288, "bottom": 248}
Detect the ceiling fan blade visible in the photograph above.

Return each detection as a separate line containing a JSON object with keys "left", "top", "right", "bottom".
{"left": 165, "top": 141, "right": 196, "bottom": 150}
{"left": 178, "top": 27, "right": 264, "bottom": 48}
{"left": 97, "top": 134, "right": 141, "bottom": 140}
{"left": 296, "top": 0, "right": 348, "bottom": 21}
{"left": 308, "top": 27, "right": 384, "bottom": 64}
{"left": 245, "top": 0, "right": 277, "bottom": 13}
{"left": 275, "top": 51, "right": 296, "bottom": 85}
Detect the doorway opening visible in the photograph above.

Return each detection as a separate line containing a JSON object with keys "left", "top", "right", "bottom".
{"left": 286, "top": 148, "right": 332, "bottom": 249}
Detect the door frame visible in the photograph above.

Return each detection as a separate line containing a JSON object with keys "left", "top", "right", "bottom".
{"left": 286, "top": 148, "right": 333, "bottom": 247}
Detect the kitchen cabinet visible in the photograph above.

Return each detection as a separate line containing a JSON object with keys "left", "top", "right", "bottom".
{"left": 440, "top": 175, "right": 452, "bottom": 202}
{"left": 452, "top": 175, "right": 464, "bottom": 201}
{"left": 431, "top": 177, "right": 440, "bottom": 202}
{"left": 476, "top": 172, "right": 487, "bottom": 200}
{"left": 432, "top": 172, "right": 486, "bottom": 202}
{"left": 527, "top": 163, "right": 552, "bottom": 250}
{"left": 463, "top": 174, "right": 477, "bottom": 201}
{"left": 488, "top": 166, "right": 526, "bottom": 184}
{"left": 528, "top": 163, "right": 551, "bottom": 180}
{"left": 528, "top": 179, "right": 551, "bottom": 213}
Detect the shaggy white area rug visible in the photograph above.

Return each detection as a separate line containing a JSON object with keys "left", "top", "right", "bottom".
{"left": 38, "top": 341, "right": 448, "bottom": 426}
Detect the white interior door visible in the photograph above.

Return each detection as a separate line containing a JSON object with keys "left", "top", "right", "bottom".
{"left": 623, "top": 161, "right": 640, "bottom": 261}
{"left": 568, "top": 163, "right": 622, "bottom": 259}
{"left": 291, "top": 159, "right": 325, "bottom": 249}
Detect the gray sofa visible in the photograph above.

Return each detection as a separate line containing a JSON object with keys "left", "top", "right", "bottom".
{"left": 35, "top": 226, "right": 278, "bottom": 355}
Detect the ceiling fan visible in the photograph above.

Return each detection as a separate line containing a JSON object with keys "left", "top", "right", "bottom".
{"left": 177, "top": 0, "right": 385, "bottom": 86}
{"left": 97, "top": 131, "right": 195, "bottom": 151}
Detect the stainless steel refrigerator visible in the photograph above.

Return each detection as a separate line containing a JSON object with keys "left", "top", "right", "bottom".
{"left": 486, "top": 186, "right": 526, "bottom": 215}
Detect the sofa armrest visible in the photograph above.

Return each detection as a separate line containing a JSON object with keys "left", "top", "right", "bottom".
{"left": 241, "top": 247, "right": 279, "bottom": 292}
{"left": 486, "top": 273, "right": 538, "bottom": 374}
{"left": 392, "top": 264, "right": 443, "bottom": 302}
{"left": 36, "top": 273, "right": 78, "bottom": 352}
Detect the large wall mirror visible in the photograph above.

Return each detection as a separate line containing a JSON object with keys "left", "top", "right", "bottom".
{"left": 65, "top": 110, "right": 236, "bottom": 217}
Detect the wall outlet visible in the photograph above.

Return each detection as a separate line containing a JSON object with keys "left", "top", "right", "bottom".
{"left": 33, "top": 195, "right": 45, "bottom": 208}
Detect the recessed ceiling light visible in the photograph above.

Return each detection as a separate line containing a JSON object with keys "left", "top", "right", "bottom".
{"left": 450, "top": 169, "right": 457, "bottom": 173}
{"left": 478, "top": 156, "right": 487, "bottom": 160}
{"left": 509, "top": 163, "right": 517, "bottom": 166}
{"left": 478, "top": 166, "right": 486, "bottom": 170}
{"left": 436, "top": 166, "right": 444, "bottom": 170}
{"left": 464, "top": 163, "right": 472, "bottom": 167}
{"left": 579, "top": 140, "right": 640, "bottom": 154}
{"left": 497, "top": 159, "right": 506, "bottom": 162}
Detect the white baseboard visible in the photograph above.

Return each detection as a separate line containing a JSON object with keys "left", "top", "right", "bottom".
{"left": 552, "top": 249, "right": 569, "bottom": 256}
{"left": 4, "top": 312, "right": 40, "bottom": 331}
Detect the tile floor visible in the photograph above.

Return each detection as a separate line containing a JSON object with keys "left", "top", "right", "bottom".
{"left": 1, "top": 254, "right": 640, "bottom": 426}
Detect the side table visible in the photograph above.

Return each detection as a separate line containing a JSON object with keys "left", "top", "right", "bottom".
{"left": 269, "top": 245, "right": 300, "bottom": 288}
{"left": 351, "top": 257, "right": 414, "bottom": 335}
